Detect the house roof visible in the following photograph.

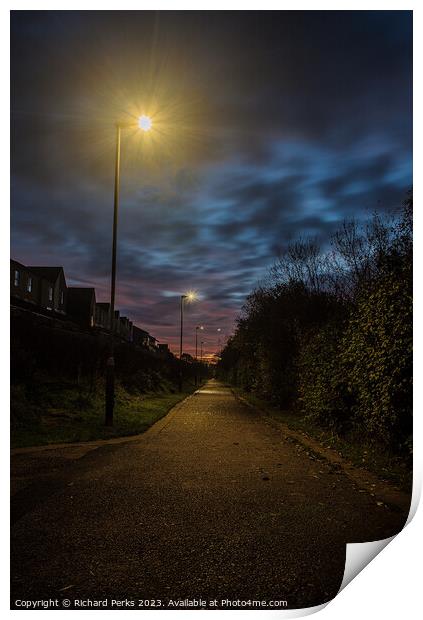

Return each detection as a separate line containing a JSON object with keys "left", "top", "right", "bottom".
{"left": 132, "top": 325, "right": 149, "bottom": 337}
{"left": 27, "top": 266, "right": 64, "bottom": 283}
{"left": 11, "top": 259, "right": 29, "bottom": 271}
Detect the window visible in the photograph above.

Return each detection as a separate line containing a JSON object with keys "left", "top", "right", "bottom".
{"left": 48, "top": 286, "right": 53, "bottom": 302}
{"left": 14, "top": 270, "right": 20, "bottom": 287}
{"left": 60, "top": 290, "right": 64, "bottom": 305}
{"left": 27, "top": 277, "right": 33, "bottom": 293}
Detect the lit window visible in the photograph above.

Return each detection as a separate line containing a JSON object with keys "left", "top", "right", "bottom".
{"left": 14, "top": 270, "right": 20, "bottom": 287}
{"left": 27, "top": 277, "right": 32, "bottom": 293}
{"left": 48, "top": 286, "right": 53, "bottom": 302}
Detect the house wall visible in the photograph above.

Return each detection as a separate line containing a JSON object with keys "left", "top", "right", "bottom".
{"left": 11, "top": 261, "right": 42, "bottom": 307}
{"left": 39, "top": 279, "right": 55, "bottom": 312}
{"left": 39, "top": 274, "right": 67, "bottom": 314}
{"left": 132, "top": 326, "right": 150, "bottom": 347}
{"left": 119, "top": 317, "right": 133, "bottom": 342}
{"left": 147, "top": 336, "right": 158, "bottom": 351}
{"left": 54, "top": 271, "right": 67, "bottom": 314}
{"left": 23, "top": 267, "right": 67, "bottom": 315}
{"left": 95, "top": 304, "right": 111, "bottom": 330}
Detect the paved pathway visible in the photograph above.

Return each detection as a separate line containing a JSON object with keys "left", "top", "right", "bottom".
{"left": 11, "top": 380, "right": 408, "bottom": 609}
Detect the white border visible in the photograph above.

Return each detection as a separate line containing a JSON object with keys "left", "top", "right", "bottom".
{"left": 2, "top": 3, "right": 420, "bottom": 618}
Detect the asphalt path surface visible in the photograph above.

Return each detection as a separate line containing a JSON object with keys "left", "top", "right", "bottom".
{"left": 11, "top": 380, "right": 409, "bottom": 609}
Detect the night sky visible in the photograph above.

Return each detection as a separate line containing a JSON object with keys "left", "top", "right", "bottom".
{"left": 11, "top": 11, "right": 412, "bottom": 357}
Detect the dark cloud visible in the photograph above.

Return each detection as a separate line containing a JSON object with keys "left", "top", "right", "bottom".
{"left": 11, "top": 11, "right": 412, "bottom": 354}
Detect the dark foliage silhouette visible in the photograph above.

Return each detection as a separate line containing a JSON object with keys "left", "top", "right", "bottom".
{"left": 218, "top": 194, "right": 412, "bottom": 455}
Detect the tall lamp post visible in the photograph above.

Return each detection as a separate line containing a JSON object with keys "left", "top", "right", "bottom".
{"left": 178, "top": 291, "right": 197, "bottom": 391}
{"left": 105, "top": 115, "right": 152, "bottom": 426}
{"left": 217, "top": 327, "right": 222, "bottom": 352}
{"left": 195, "top": 325, "right": 204, "bottom": 360}
{"left": 195, "top": 324, "right": 204, "bottom": 387}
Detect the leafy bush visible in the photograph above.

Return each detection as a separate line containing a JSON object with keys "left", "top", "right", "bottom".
{"left": 217, "top": 194, "right": 412, "bottom": 454}
{"left": 297, "top": 323, "right": 354, "bottom": 433}
{"left": 340, "top": 269, "right": 412, "bottom": 449}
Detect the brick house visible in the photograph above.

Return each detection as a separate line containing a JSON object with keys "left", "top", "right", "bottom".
{"left": 132, "top": 325, "right": 148, "bottom": 347}
{"left": 132, "top": 325, "right": 158, "bottom": 350}
{"left": 11, "top": 260, "right": 67, "bottom": 315}
{"left": 11, "top": 260, "right": 41, "bottom": 308}
{"left": 148, "top": 335, "right": 158, "bottom": 350}
{"left": 11, "top": 259, "right": 160, "bottom": 350}
{"left": 27, "top": 266, "right": 67, "bottom": 315}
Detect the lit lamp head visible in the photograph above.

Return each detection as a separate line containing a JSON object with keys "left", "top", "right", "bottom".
{"left": 184, "top": 291, "right": 197, "bottom": 303}
{"left": 138, "top": 115, "right": 152, "bottom": 132}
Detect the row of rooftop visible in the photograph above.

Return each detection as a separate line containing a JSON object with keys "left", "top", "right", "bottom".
{"left": 10, "top": 259, "right": 169, "bottom": 353}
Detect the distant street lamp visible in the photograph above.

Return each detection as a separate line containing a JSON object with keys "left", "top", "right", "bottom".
{"left": 195, "top": 324, "right": 204, "bottom": 387}
{"left": 179, "top": 291, "right": 197, "bottom": 391}
{"left": 195, "top": 325, "right": 204, "bottom": 361}
{"left": 105, "top": 116, "right": 152, "bottom": 427}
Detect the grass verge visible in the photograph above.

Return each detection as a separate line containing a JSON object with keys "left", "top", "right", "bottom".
{"left": 232, "top": 387, "right": 412, "bottom": 493}
{"left": 11, "top": 380, "right": 200, "bottom": 448}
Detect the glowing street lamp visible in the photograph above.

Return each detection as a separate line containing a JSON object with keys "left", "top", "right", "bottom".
{"left": 185, "top": 291, "right": 197, "bottom": 303}
{"left": 178, "top": 291, "right": 197, "bottom": 391}
{"left": 105, "top": 115, "right": 153, "bottom": 426}
{"left": 138, "top": 115, "right": 152, "bottom": 131}
{"left": 179, "top": 291, "right": 197, "bottom": 359}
